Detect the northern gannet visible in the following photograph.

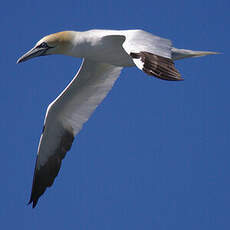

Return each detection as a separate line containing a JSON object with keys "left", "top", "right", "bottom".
{"left": 17, "top": 29, "right": 217, "bottom": 208}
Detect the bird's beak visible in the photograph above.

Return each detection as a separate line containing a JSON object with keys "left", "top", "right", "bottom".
{"left": 17, "top": 46, "right": 48, "bottom": 64}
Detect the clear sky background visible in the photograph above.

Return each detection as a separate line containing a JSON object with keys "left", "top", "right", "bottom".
{"left": 1, "top": 0, "right": 229, "bottom": 229}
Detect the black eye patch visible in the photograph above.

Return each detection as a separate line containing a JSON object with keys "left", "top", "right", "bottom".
{"left": 37, "top": 42, "right": 49, "bottom": 49}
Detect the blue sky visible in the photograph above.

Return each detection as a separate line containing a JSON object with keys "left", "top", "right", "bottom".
{"left": 1, "top": 0, "right": 229, "bottom": 229}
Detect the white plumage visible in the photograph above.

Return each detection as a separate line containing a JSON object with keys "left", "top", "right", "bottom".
{"left": 17, "top": 29, "right": 217, "bottom": 207}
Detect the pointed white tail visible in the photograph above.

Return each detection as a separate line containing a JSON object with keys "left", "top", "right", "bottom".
{"left": 172, "top": 48, "right": 219, "bottom": 60}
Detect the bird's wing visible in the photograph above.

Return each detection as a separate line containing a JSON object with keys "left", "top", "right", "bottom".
{"left": 29, "top": 59, "right": 123, "bottom": 208}
{"left": 123, "top": 30, "right": 182, "bottom": 81}
{"left": 123, "top": 30, "right": 172, "bottom": 58}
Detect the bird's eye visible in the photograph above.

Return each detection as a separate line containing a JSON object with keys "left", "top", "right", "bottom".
{"left": 37, "top": 42, "right": 48, "bottom": 48}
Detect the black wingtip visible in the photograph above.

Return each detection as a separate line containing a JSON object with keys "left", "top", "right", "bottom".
{"left": 28, "top": 196, "right": 38, "bottom": 208}
{"left": 27, "top": 129, "right": 75, "bottom": 209}
{"left": 32, "top": 201, "right": 37, "bottom": 208}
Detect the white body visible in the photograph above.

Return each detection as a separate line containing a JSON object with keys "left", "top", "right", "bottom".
{"left": 17, "top": 29, "right": 217, "bottom": 207}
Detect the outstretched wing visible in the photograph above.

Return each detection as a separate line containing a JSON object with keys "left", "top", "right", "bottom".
{"left": 29, "top": 59, "right": 123, "bottom": 208}
{"left": 123, "top": 30, "right": 182, "bottom": 81}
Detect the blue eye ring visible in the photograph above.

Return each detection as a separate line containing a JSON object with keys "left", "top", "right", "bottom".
{"left": 37, "top": 42, "right": 49, "bottom": 48}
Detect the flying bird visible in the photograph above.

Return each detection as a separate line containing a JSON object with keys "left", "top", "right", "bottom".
{"left": 17, "top": 29, "right": 217, "bottom": 208}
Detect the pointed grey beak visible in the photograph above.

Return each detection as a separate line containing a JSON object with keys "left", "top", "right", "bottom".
{"left": 17, "top": 46, "right": 48, "bottom": 64}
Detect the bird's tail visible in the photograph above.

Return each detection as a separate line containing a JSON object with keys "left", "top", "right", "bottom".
{"left": 171, "top": 48, "right": 219, "bottom": 60}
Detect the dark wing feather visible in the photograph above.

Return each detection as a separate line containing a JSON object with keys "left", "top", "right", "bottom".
{"left": 130, "top": 51, "right": 182, "bottom": 81}
{"left": 28, "top": 129, "right": 74, "bottom": 208}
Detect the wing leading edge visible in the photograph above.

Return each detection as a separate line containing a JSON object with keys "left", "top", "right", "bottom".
{"left": 29, "top": 59, "right": 123, "bottom": 207}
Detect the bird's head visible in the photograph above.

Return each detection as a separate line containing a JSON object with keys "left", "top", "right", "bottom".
{"left": 17, "top": 31, "right": 75, "bottom": 63}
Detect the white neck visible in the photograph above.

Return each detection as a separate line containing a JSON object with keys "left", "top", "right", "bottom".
{"left": 64, "top": 31, "right": 91, "bottom": 58}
